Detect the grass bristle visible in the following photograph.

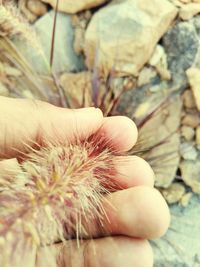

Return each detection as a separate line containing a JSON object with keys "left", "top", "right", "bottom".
{"left": 0, "top": 2, "right": 42, "bottom": 52}
{"left": 0, "top": 136, "right": 118, "bottom": 266}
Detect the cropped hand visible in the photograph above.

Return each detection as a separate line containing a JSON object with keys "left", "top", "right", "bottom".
{"left": 0, "top": 97, "right": 170, "bottom": 267}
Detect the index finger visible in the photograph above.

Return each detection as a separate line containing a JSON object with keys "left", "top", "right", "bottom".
{"left": 0, "top": 97, "right": 103, "bottom": 158}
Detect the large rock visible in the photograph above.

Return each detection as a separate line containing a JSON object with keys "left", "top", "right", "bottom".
{"left": 84, "top": 0, "right": 177, "bottom": 77}
{"left": 153, "top": 194, "right": 200, "bottom": 266}
{"left": 41, "top": 0, "right": 107, "bottom": 14}
{"left": 60, "top": 72, "right": 93, "bottom": 108}
{"left": 162, "top": 17, "right": 200, "bottom": 90}
{"left": 136, "top": 96, "right": 181, "bottom": 188}
{"left": 13, "top": 10, "right": 84, "bottom": 74}
{"left": 180, "top": 156, "right": 200, "bottom": 194}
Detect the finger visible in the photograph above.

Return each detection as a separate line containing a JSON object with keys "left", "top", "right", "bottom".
{"left": 0, "top": 155, "right": 154, "bottom": 189}
{"left": 104, "top": 186, "right": 170, "bottom": 239}
{"left": 0, "top": 161, "right": 167, "bottom": 241}
{"left": 0, "top": 97, "right": 103, "bottom": 158}
{"left": 86, "top": 186, "right": 170, "bottom": 239}
{"left": 36, "top": 237, "right": 153, "bottom": 267}
{"left": 0, "top": 160, "right": 160, "bottom": 240}
{"left": 97, "top": 116, "right": 138, "bottom": 152}
{"left": 0, "top": 242, "right": 36, "bottom": 267}
{"left": 112, "top": 155, "right": 155, "bottom": 189}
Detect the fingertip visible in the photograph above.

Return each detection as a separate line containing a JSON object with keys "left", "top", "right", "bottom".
{"left": 99, "top": 116, "right": 138, "bottom": 152}
{"left": 148, "top": 188, "right": 171, "bottom": 239}
{"left": 69, "top": 107, "right": 104, "bottom": 140}
{"left": 103, "top": 186, "right": 170, "bottom": 240}
{"left": 133, "top": 187, "right": 171, "bottom": 239}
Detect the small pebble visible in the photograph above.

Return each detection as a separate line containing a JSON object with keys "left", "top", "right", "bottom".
{"left": 27, "top": 0, "right": 48, "bottom": 17}
{"left": 181, "top": 125, "right": 195, "bottom": 141}
{"left": 182, "top": 113, "right": 200, "bottom": 128}
{"left": 196, "top": 126, "right": 200, "bottom": 146}
{"left": 180, "top": 192, "right": 193, "bottom": 207}
{"left": 182, "top": 89, "right": 196, "bottom": 109}
{"left": 161, "top": 183, "right": 185, "bottom": 204}
{"left": 180, "top": 142, "right": 198, "bottom": 160}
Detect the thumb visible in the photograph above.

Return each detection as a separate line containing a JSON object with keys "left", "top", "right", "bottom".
{"left": 0, "top": 97, "right": 103, "bottom": 158}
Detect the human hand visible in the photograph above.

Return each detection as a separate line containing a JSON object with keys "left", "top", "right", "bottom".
{"left": 0, "top": 96, "right": 170, "bottom": 267}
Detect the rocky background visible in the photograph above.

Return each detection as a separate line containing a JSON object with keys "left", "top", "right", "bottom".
{"left": 0, "top": 0, "right": 200, "bottom": 266}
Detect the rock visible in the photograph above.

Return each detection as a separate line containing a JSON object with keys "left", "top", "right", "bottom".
{"left": 182, "top": 89, "right": 196, "bottom": 109}
{"left": 149, "top": 45, "right": 171, "bottom": 80}
{"left": 192, "top": 15, "right": 200, "bottom": 35}
{"left": 122, "top": 76, "right": 137, "bottom": 91}
{"left": 18, "top": 0, "right": 37, "bottom": 23}
{"left": 149, "top": 45, "right": 167, "bottom": 66}
{"left": 180, "top": 142, "right": 198, "bottom": 160}
{"left": 180, "top": 192, "right": 193, "bottom": 207}
{"left": 179, "top": 3, "right": 200, "bottom": 20}
{"left": 84, "top": 0, "right": 177, "bottom": 77}
{"left": 149, "top": 84, "right": 166, "bottom": 93}
{"left": 180, "top": 157, "right": 200, "bottom": 194}
{"left": 153, "top": 194, "right": 200, "bottom": 266}
{"left": 186, "top": 67, "right": 200, "bottom": 111}
{"left": 161, "top": 183, "right": 185, "bottom": 204}
{"left": 41, "top": 0, "right": 107, "bottom": 14}
{"left": 137, "top": 67, "right": 157, "bottom": 87}
{"left": 181, "top": 125, "right": 195, "bottom": 141}
{"left": 180, "top": 0, "right": 192, "bottom": 3}
{"left": 71, "top": 12, "right": 92, "bottom": 55}
{"left": 118, "top": 89, "right": 182, "bottom": 188}
{"left": 162, "top": 20, "right": 199, "bottom": 89}
{"left": 196, "top": 126, "right": 200, "bottom": 145}
{"left": 118, "top": 84, "right": 170, "bottom": 119}
{"left": 182, "top": 112, "right": 200, "bottom": 127}
{"left": 60, "top": 72, "right": 93, "bottom": 108}
{"left": 13, "top": 10, "right": 84, "bottom": 74}
{"left": 131, "top": 94, "right": 182, "bottom": 188}
{"left": 73, "top": 27, "right": 85, "bottom": 55}
{"left": 171, "top": 0, "right": 185, "bottom": 7}
{"left": 27, "top": 0, "right": 48, "bottom": 17}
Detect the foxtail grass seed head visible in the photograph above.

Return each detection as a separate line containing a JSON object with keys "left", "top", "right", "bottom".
{"left": 0, "top": 2, "right": 43, "bottom": 53}
{"left": 0, "top": 136, "right": 119, "bottom": 266}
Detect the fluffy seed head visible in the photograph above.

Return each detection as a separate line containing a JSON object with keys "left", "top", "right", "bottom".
{"left": 0, "top": 2, "right": 42, "bottom": 52}
{"left": 0, "top": 137, "right": 118, "bottom": 266}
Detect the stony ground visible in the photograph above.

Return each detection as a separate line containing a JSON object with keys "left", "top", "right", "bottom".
{"left": 0, "top": 0, "right": 200, "bottom": 266}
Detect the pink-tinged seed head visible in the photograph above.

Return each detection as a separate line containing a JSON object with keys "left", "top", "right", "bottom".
{"left": 0, "top": 137, "right": 118, "bottom": 266}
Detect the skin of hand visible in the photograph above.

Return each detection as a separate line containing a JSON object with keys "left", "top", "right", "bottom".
{"left": 0, "top": 96, "right": 170, "bottom": 267}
